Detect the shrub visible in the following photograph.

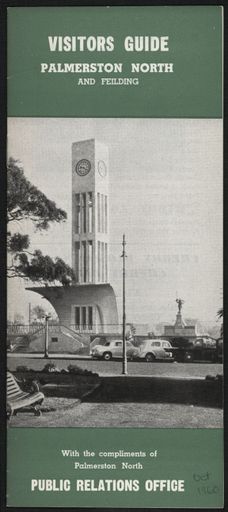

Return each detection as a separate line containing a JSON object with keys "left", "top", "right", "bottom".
{"left": 16, "top": 365, "right": 29, "bottom": 372}
{"left": 67, "top": 364, "right": 97, "bottom": 376}
{"left": 42, "top": 363, "right": 60, "bottom": 373}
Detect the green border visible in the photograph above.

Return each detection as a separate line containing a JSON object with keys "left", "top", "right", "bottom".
{"left": 7, "top": 6, "right": 222, "bottom": 118}
{"left": 7, "top": 428, "right": 224, "bottom": 508}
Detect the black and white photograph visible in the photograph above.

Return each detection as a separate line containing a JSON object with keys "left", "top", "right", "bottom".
{"left": 7, "top": 117, "right": 223, "bottom": 428}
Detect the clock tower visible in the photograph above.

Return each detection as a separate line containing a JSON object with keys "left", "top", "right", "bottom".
{"left": 28, "top": 138, "right": 118, "bottom": 335}
{"left": 72, "top": 139, "right": 109, "bottom": 284}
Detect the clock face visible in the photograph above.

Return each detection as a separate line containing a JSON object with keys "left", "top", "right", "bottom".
{"left": 75, "top": 159, "right": 91, "bottom": 176}
{"left": 98, "top": 160, "right": 107, "bottom": 178}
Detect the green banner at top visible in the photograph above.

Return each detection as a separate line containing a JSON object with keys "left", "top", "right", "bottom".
{"left": 8, "top": 6, "right": 222, "bottom": 118}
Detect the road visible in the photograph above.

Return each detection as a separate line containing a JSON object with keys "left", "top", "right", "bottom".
{"left": 7, "top": 355, "right": 223, "bottom": 378}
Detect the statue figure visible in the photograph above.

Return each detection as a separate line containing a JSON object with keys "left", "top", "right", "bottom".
{"left": 176, "top": 298, "right": 184, "bottom": 313}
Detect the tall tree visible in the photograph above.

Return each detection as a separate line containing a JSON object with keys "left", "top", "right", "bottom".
{"left": 31, "top": 305, "right": 59, "bottom": 324}
{"left": 7, "top": 159, "right": 74, "bottom": 285}
{"left": 217, "top": 307, "right": 223, "bottom": 337}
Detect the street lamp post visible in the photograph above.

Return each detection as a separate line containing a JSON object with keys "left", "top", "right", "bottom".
{"left": 121, "top": 234, "right": 127, "bottom": 375}
{"left": 44, "top": 315, "right": 51, "bottom": 358}
{"left": 28, "top": 302, "right": 31, "bottom": 329}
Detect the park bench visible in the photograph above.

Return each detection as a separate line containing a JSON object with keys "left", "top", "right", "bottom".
{"left": 7, "top": 371, "right": 44, "bottom": 419}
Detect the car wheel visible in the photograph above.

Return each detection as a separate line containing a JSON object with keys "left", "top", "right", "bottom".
{"left": 103, "top": 352, "right": 112, "bottom": 361}
{"left": 145, "top": 353, "right": 156, "bottom": 362}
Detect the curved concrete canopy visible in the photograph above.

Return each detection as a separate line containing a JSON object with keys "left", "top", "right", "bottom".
{"left": 27, "top": 284, "right": 119, "bottom": 333}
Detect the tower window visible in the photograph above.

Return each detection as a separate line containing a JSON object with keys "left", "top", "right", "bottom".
{"left": 102, "top": 195, "right": 105, "bottom": 233}
{"left": 82, "top": 241, "right": 87, "bottom": 282}
{"left": 75, "top": 194, "right": 80, "bottom": 233}
{"left": 82, "top": 193, "right": 86, "bottom": 233}
{"left": 101, "top": 242, "right": 104, "bottom": 282}
{"left": 88, "top": 307, "right": 93, "bottom": 330}
{"left": 98, "top": 241, "right": 101, "bottom": 282}
{"left": 88, "top": 241, "right": 93, "bottom": 282}
{"left": 75, "top": 307, "right": 80, "bottom": 329}
{"left": 74, "top": 306, "right": 93, "bottom": 331}
{"left": 88, "top": 192, "right": 93, "bottom": 233}
{"left": 97, "top": 193, "right": 100, "bottom": 232}
{"left": 82, "top": 307, "right": 87, "bottom": 329}
{"left": 75, "top": 242, "right": 80, "bottom": 282}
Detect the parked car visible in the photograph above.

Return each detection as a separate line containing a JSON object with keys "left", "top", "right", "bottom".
{"left": 91, "top": 340, "right": 136, "bottom": 360}
{"left": 133, "top": 339, "right": 174, "bottom": 362}
{"left": 194, "top": 337, "right": 216, "bottom": 347}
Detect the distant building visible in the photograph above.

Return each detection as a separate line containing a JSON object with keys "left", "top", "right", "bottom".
{"left": 28, "top": 139, "right": 119, "bottom": 334}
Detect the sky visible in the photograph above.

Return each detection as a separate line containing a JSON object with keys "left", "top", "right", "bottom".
{"left": 7, "top": 117, "right": 223, "bottom": 329}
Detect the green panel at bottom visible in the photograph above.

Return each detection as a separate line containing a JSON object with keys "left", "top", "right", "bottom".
{"left": 7, "top": 428, "right": 223, "bottom": 508}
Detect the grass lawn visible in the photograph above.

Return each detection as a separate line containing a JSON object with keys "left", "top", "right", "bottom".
{"left": 9, "top": 399, "right": 223, "bottom": 428}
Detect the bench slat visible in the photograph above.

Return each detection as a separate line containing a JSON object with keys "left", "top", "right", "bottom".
{"left": 7, "top": 371, "right": 44, "bottom": 415}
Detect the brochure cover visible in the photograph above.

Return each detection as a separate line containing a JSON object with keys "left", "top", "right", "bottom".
{"left": 7, "top": 5, "right": 223, "bottom": 509}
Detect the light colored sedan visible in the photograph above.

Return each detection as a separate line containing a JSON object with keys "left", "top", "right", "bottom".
{"left": 91, "top": 340, "right": 135, "bottom": 361}
{"left": 133, "top": 339, "right": 174, "bottom": 362}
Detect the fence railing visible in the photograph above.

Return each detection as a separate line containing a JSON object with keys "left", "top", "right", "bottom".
{"left": 8, "top": 323, "right": 148, "bottom": 335}
{"left": 7, "top": 324, "right": 45, "bottom": 335}
{"left": 69, "top": 324, "right": 122, "bottom": 334}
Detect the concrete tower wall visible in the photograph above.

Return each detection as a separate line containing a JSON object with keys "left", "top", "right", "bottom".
{"left": 72, "top": 139, "right": 109, "bottom": 285}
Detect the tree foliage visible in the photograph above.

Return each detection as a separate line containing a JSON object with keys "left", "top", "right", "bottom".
{"left": 217, "top": 307, "right": 223, "bottom": 338}
{"left": 31, "top": 305, "right": 46, "bottom": 322}
{"left": 217, "top": 307, "right": 223, "bottom": 320}
{"left": 7, "top": 159, "right": 74, "bottom": 285}
{"left": 7, "top": 158, "right": 66, "bottom": 229}
{"left": 31, "top": 305, "right": 59, "bottom": 324}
